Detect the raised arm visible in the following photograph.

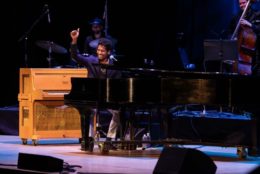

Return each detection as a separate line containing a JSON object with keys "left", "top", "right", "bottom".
{"left": 70, "top": 28, "right": 98, "bottom": 67}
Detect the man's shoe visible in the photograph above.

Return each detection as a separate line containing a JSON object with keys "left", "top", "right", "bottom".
{"left": 81, "top": 137, "right": 94, "bottom": 152}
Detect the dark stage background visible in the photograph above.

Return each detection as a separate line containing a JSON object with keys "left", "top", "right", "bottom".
{"left": 2, "top": 0, "right": 242, "bottom": 106}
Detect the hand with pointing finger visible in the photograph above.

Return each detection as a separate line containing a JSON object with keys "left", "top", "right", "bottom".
{"left": 70, "top": 28, "right": 80, "bottom": 44}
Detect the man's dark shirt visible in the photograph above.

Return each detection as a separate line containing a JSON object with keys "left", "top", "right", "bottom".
{"left": 71, "top": 44, "right": 121, "bottom": 79}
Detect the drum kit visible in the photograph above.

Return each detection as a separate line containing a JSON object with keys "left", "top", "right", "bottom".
{"left": 35, "top": 39, "right": 124, "bottom": 68}
{"left": 35, "top": 40, "right": 68, "bottom": 68}
{"left": 36, "top": 39, "right": 98, "bottom": 55}
{"left": 35, "top": 40, "right": 68, "bottom": 54}
{"left": 89, "top": 39, "right": 100, "bottom": 49}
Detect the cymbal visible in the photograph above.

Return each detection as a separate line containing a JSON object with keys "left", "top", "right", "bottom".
{"left": 36, "top": 40, "right": 68, "bottom": 54}
{"left": 89, "top": 39, "right": 100, "bottom": 48}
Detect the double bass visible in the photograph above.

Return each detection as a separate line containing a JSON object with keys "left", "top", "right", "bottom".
{"left": 231, "top": 0, "right": 257, "bottom": 75}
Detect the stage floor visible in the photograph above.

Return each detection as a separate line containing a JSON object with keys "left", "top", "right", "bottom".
{"left": 0, "top": 135, "right": 259, "bottom": 174}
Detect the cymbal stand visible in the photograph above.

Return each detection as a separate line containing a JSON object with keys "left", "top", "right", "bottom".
{"left": 18, "top": 6, "right": 50, "bottom": 67}
{"left": 47, "top": 41, "right": 53, "bottom": 68}
{"left": 103, "top": 0, "right": 109, "bottom": 37}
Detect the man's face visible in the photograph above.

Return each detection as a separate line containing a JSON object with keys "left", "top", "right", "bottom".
{"left": 92, "top": 24, "right": 103, "bottom": 34}
{"left": 239, "top": 0, "right": 248, "bottom": 10}
{"left": 96, "top": 45, "right": 110, "bottom": 62}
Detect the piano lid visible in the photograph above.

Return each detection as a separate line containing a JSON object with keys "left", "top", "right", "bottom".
{"left": 91, "top": 64, "right": 241, "bottom": 78}
{"left": 65, "top": 71, "right": 260, "bottom": 107}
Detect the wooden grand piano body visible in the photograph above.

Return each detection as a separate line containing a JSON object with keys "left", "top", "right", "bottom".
{"left": 18, "top": 68, "right": 87, "bottom": 144}
{"left": 64, "top": 68, "right": 260, "bottom": 154}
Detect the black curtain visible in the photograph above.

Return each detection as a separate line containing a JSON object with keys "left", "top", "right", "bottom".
{"left": 1, "top": 0, "right": 239, "bottom": 106}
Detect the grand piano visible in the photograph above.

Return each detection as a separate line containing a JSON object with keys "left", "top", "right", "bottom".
{"left": 64, "top": 68, "right": 260, "bottom": 156}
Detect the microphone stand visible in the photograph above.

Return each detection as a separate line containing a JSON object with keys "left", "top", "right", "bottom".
{"left": 18, "top": 8, "right": 49, "bottom": 67}
{"left": 103, "top": 0, "right": 108, "bottom": 37}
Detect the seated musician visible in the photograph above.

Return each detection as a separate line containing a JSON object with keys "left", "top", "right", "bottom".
{"left": 227, "top": 0, "right": 260, "bottom": 75}
{"left": 70, "top": 28, "right": 121, "bottom": 150}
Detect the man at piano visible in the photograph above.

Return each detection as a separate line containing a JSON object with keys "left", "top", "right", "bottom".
{"left": 70, "top": 28, "right": 121, "bottom": 150}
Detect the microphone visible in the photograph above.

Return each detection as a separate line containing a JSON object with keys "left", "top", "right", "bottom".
{"left": 44, "top": 4, "right": 51, "bottom": 23}
{"left": 109, "top": 55, "right": 118, "bottom": 62}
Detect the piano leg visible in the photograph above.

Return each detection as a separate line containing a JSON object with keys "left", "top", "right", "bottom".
{"left": 125, "top": 109, "right": 138, "bottom": 150}
{"left": 247, "top": 108, "right": 260, "bottom": 157}
{"left": 160, "top": 107, "right": 172, "bottom": 139}
{"left": 115, "top": 108, "right": 138, "bottom": 150}
{"left": 78, "top": 107, "right": 94, "bottom": 152}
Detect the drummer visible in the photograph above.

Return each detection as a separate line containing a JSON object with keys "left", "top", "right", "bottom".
{"left": 83, "top": 17, "right": 117, "bottom": 57}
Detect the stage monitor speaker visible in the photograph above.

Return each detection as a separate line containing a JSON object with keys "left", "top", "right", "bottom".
{"left": 17, "top": 153, "right": 64, "bottom": 172}
{"left": 0, "top": 167, "right": 45, "bottom": 174}
{"left": 249, "top": 166, "right": 260, "bottom": 174}
{"left": 153, "top": 147, "right": 217, "bottom": 174}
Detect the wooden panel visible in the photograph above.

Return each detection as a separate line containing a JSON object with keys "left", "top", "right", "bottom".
{"left": 34, "top": 101, "right": 80, "bottom": 131}
{"left": 18, "top": 68, "right": 87, "bottom": 142}
{"left": 31, "top": 69, "right": 87, "bottom": 90}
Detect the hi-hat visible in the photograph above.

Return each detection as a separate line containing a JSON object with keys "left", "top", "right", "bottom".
{"left": 36, "top": 40, "right": 68, "bottom": 54}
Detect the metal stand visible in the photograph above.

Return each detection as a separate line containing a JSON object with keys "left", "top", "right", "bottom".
{"left": 203, "top": 39, "right": 238, "bottom": 73}
{"left": 18, "top": 6, "right": 49, "bottom": 67}
{"left": 47, "top": 41, "right": 53, "bottom": 68}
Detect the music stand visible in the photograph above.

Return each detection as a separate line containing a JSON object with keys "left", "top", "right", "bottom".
{"left": 203, "top": 39, "right": 238, "bottom": 72}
